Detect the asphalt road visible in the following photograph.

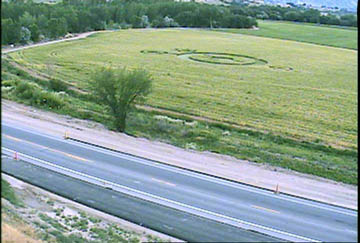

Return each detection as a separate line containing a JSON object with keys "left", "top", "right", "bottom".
{"left": 2, "top": 158, "right": 281, "bottom": 242}
{"left": 1, "top": 122, "right": 358, "bottom": 242}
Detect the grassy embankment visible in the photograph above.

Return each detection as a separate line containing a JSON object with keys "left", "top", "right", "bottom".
{"left": 1, "top": 178, "right": 40, "bottom": 243}
{"left": 215, "top": 20, "right": 358, "bottom": 50}
{"left": 2, "top": 179, "right": 24, "bottom": 207}
{"left": 2, "top": 29, "right": 357, "bottom": 184}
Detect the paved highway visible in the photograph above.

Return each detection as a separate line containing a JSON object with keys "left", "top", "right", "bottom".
{"left": 1, "top": 122, "right": 358, "bottom": 242}
{"left": 2, "top": 158, "right": 282, "bottom": 242}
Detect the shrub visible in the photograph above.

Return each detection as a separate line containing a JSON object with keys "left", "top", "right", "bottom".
{"left": 13, "top": 80, "right": 65, "bottom": 109}
{"left": 13, "top": 81, "right": 39, "bottom": 99}
{"left": 1, "top": 80, "right": 18, "bottom": 87}
{"left": 49, "top": 79, "right": 68, "bottom": 92}
{"left": 154, "top": 119, "right": 177, "bottom": 133}
{"left": 31, "top": 91, "right": 65, "bottom": 109}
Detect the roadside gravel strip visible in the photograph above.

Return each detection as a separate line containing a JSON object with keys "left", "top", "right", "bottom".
{"left": 1, "top": 156, "right": 284, "bottom": 242}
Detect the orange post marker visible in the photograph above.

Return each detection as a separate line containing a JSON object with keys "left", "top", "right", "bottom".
{"left": 275, "top": 184, "right": 279, "bottom": 194}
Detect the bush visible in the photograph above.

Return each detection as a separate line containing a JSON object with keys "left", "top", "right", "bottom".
{"left": 1, "top": 80, "right": 18, "bottom": 87}
{"left": 34, "top": 92, "right": 65, "bottom": 109}
{"left": 13, "top": 81, "right": 39, "bottom": 99}
{"left": 13, "top": 80, "right": 65, "bottom": 109}
{"left": 154, "top": 119, "right": 177, "bottom": 133}
{"left": 49, "top": 79, "right": 68, "bottom": 92}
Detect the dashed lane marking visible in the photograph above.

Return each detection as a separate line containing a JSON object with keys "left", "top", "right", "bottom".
{"left": 3, "top": 134, "right": 91, "bottom": 163}
{"left": 252, "top": 205, "right": 280, "bottom": 214}
{"left": 151, "top": 177, "right": 176, "bottom": 187}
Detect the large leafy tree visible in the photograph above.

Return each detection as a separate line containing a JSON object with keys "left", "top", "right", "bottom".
{"left": 90, "top": 67, "right": 152, "bottom": 132}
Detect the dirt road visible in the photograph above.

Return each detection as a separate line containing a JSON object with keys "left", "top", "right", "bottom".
{"left": 2, "top": 31, "right": 99, "bottom": 54}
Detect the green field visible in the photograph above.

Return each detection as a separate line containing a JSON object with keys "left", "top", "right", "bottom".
{"left": 215, "top": 20, "right": 358, "bottom": 50}
{"left": 4, "top": 29, "right": 357, "bottom": 184}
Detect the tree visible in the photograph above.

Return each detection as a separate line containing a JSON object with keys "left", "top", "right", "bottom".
{"left": 20, "top": 26, "right": 31, "bottom": 44}
{"left": 284, "top": 11, "right": 301, "bottom": 21}
{"left": 90, "top": 67, "right": 152, "bottom": 132}
{"left": 47, "top": 17, "right": 68, "bottom": 38}
{"left": 2, "top": 19, "right": 22, "bottom": 44}
{"left": 163, "top": 16, "right": 179, "bottom": 27}
{"left": 140, "top": 15, "right": 150, "bottom": 28}
{"left": 19, "top": 11, "right": 35, "bottom": 28}
{"left": 2, "top": 18, "right": 12, "bottom": 44}
{"left": 29, "top": 23, "right": 40, "bottom": 42}
{"left": 36, "top": 15, "right": 49, "bottom": 35}
{"left": 48, "top": 18, "right": 59, "bottom": 38}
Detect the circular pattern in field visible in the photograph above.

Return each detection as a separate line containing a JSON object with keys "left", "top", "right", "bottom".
{"left": 141, "top": 49, "right": 267, "bottom": 66}
{"left": 178, "top": 52, "right": 268, "bottom": 66}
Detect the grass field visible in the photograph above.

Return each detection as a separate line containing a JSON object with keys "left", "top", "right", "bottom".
{"left": 215, "top": 20, "right": 358, "bottom": 50}
{"left": 4, "top": 29, "right": 357, "bottom": 184}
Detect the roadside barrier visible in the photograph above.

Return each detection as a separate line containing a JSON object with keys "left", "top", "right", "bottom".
{"left": 64, "top": 131, "right": 69, "bottom": 139}
{"left": 275, "top": 184, "right": 279, "bottom": 194}
{"left": 13, "top": 151, "right": 18, "bottom": 160}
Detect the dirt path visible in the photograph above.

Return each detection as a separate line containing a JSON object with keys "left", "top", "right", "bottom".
{"left": 2, "top": 100, "right": 357, "bottom": 210}
{"left": 1, "top": 31, "right": 99, "bottom": 55}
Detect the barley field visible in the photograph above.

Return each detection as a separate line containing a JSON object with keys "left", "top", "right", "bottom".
{"left": 8, "top": 29, "right": 357, "bottom": 152}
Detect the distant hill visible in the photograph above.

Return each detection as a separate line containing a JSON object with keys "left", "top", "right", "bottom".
{"left": 263, "top": 0, "right": 358, "bottom": 11}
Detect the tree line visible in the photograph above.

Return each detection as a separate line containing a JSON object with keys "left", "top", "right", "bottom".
{"left": 230, "top": 3, "right": 357, "bottom": 27}
{"left": 1, "top": 0, "right": 356, "bottom": 46}
{"left": 1, "top": 0, "right": 258, "bottom": 45}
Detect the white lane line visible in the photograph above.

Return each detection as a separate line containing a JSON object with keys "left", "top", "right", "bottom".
{"left": 2, "top": 124, "right": 357, "bottom": 216}
{"left": 2, "top": 147, "right": 319, "bottom": 242}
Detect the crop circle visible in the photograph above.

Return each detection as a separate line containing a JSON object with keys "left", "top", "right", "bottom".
{"left": 141, "top": 49, "right": 267, "bottom": 66}
{"left": 179, "top": 52, "right": 267, "bottom": 65}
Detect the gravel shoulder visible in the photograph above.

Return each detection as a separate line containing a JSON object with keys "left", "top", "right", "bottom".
{"left": 2, "top": 100, "right": 357, "bottom": 210}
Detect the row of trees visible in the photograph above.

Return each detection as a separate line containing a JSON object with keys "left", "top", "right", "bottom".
{"left": 230, "top": 3, "right": 357, "bottom": 27}
{"left": 1, "top": 0, "right": 258, "bottom": 45}
{"left": 1, "top": 0, "right": 356, "bottom": 45}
